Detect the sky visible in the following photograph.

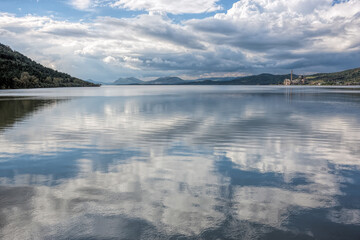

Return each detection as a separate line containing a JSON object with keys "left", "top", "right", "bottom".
{"left": 0, "top": 0, "right": 359, "bottom": 82}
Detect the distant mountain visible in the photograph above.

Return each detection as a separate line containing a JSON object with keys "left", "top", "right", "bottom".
{"left": 188, "top": 73, "right": 294, "bottom": 85}
{"left": 113, "top": 77, "right": 144, "bottom": 85}
{"left": 0, "top": 43, "right": 99, "bottom": 89}
{"left": 86, "top": 79, "right": 108, "bottom": 85}
{"left": 144, "top": 77, "right": 186, "bottom": 85}
{"left": 89, "top": 68, "right": 360, "bottom": 86}
{"left": 194, "top": 77, "right": 236, "bottom": 82}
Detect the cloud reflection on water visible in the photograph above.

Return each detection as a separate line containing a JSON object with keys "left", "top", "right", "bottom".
{"left": 0, "top": 87, "right": 360, "bottom": 239}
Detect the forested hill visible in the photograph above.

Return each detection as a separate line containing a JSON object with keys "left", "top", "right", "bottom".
{"left": 305, "top": 67, "right": 360, "bottom": 85}
{"left": 188, "top": 73, "right": 294, "bottom": 85}
{"left": 0, "top": 43, "right": 99, "bottom": 89}
{"left": 185, "top": 68, "right": 360, "bottom": 85}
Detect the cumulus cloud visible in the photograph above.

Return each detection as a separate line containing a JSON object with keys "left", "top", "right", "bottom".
{"left": 190, "top": 0, "right": 360, "bottom": 53}
{"left": 69, "top": 0, "right": 93, "bottom": 10}
{"left": 186, "top": 0, "right": 360, "bottom": 71}
{"left": 109, "top": 0, "right": 222, "bottom": 14}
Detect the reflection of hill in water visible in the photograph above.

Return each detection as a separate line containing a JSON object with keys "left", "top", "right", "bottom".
{"left": 0, "top": 98, "right": 64, "bottom": 131}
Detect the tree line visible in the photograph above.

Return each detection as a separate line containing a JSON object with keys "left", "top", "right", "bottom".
{"left": 0, "top": 43, "right": 99, "bottom": 89}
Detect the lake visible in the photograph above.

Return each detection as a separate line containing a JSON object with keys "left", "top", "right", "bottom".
{"left": 0, "top": 86, "right": 360, "bottom": 239}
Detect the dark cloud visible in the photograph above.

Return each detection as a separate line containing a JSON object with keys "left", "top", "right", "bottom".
{"left": 281, "top": 51, "right": 360, "bottom": 71}
{"left": 187, "top": 18, "right": 238, "bottom": 35}
{"left": 136, "top": 48, "right": 249, "bottom": 74}
{"left": 99, "top": 15, "right": 205, "bottom": 50}
{"left": 138, "top": 24, "right": 206, "bottom": 50}
{"left": 43, "top": 28, "right": 91, "bottom": 38}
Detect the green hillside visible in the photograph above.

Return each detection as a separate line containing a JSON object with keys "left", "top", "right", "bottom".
{"left": 305, "top": 67, "right": 360, "bottom": 85}
{"left": 189, "top": 73, "right": 295, "bottom": 85}
{"left": 0, "top": 43, "right": 99, "bottom": 89}
{"left": 187, "top": 68, "right": 360, "bottom": 85}
{"left": 227, "top": 73, "right": 294, "bottom": 85}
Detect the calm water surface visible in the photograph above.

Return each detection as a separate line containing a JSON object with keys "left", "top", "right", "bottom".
{"left": 0, "top": 86, "right": 360, "bottom": 239}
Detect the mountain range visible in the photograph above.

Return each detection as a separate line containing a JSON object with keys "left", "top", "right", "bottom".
{"left": 143, "top": 77, "right": 186, "bottom": 85}
{"left": 108, "top": 76, "right": 187, "bottom": 85}
{"left": 1, "top": 42, "right": 359, "bottom": 89}
{"left": 110, "top": 69, "right": 360, "bottom": 86}
{"left": 113, "top": 77, "right": 144, "bottom": 85}
{"left": 109, "top": 76, "right": 233, "bottom": 85}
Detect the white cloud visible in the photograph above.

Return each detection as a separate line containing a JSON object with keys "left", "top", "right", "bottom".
{"left": 187, "top": 0, "right": 360, "bottom": 71}
{"left": 209, "top": 0, "right": 360, "bottom": 53}
{"left": 69, "top": 0, "right": 93, "bottom": 10}
{"left": 102, "top": 55, "right": 117, "bottom": 64}
{"left": 109, "top": 0, "right": 222, "bottom": 14}
{"left": 232, "top": 186, "right": 335, "bottom": 228}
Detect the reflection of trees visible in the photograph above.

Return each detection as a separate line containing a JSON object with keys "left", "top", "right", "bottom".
{"left": 0, "top": 98, "right": 65, "bottom": 131}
